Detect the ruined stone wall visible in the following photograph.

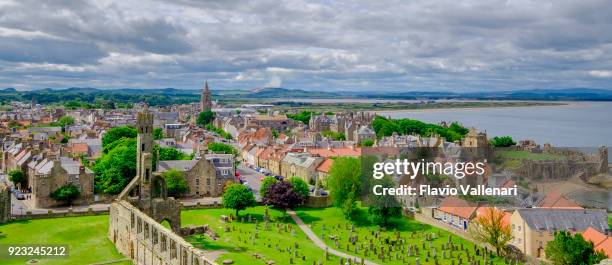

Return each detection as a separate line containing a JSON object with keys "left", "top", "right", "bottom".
{"left": 109, "top": 200, "right": 217, "bottom": 265}
{"left": 0, "top": 183, "right": 10, "bottom": 223}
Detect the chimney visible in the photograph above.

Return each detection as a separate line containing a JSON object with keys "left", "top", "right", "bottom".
{"left": 79, "top": 165, "right": 85, "bottom": 175}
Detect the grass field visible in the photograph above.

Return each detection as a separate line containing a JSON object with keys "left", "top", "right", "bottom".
{"left": 496, "top": 150, "right": 566, "bottom": 161}
{"left": 181, "top": 207, "right": 342, "bottom": 265}
{"left": 295, "top": 206, "right": 510, "bottom": 265}
{"left": 609, "top": 214, "right": 612, "bottom": 230}
{"left": 0, "top": 215, "right": 130, "bottom": 265}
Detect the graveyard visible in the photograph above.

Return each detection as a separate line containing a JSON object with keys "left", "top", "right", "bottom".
{"left": 0, "top": 215, "right": 131, "bottom": 265}
{"left": 294, "top": 206, "right": 510, "bottom": 265}
{"left": 183, "top": 205, "right": 513, "bottom": 265}
{"left": 181, "top": 206, "right": 344, "bottom": 265}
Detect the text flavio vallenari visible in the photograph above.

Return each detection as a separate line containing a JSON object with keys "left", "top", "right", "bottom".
{"left": 372, "top": 184, "right": 518, "bottom": 196}
{"left": 371, "top": 159, "right": 517, "bottom": 196}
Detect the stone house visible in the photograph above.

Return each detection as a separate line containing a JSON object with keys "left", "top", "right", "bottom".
{"left": 157, "top": 149, "right": 234, "bottom": 197}
{"left": 281, "top": 152, "right": 324, "bottom": 183}
{"left": 509, "top": 208, "right": 609, "bottom": 259}
{"left": 27, "top": 156, "right": 94, "bottom": 208}
{"left": 353, "top": 125, "right": 376, "bottom": 144}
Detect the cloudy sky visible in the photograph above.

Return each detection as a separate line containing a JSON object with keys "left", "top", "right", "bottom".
{"left": 1, "top": 0, "right": 612, "bottom": 92}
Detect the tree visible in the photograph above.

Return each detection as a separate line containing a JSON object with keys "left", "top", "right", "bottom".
{"left": 367, "top": 176, "right": 401, "bottom": 226}
{"left": 162, "top": 169, "right": 189, "bottom": 198}
{"left": 470, "top": 207, "right": 513, "bottom": 256}
{"left": 159, "top": 147, "right": 187, "bottom": 160}
{"left": 58, "top": 116, "right": 75, "bottom": 127}
{"left": 360, "top": 139, "right": 374, "bottom": 147}
{"left": 8, "top": 170, "right": 26, "bottom": 189}
{"left": 260, "top": 176, "right": 278, "bottom": 199}
{"left": 93, "top": 138, "right": 137, "bottom": 194}
{"left": 545, "top": 231, "right": 607, "bottom": 265}
{"left": 490, "top": 136, "right": 516, "bottom": 147}
{"left": 102, "top": 126, "right": 137, "bottom": 152}
{"left": 222, "top": 184, "right": 256, "bottom": 217}
{"left": 153, "top": 128, "right": 164, "bottom": 140}
{"left": 262, "top": 181, "right": 304, "bottom": 216}
{"left": 207, "top": 142, "right": 238, "bottom": 156}
{"left": 196, "top": 110, "right": 215, "bottom": 126}
{"left": 287, "top": 177, "right": 309, "bottom": 199}
{"left": 327, "top": 157, "right": 361, "bottom": 218}
{"left": 50, "top": 184, "right": 80, "bottom": 205}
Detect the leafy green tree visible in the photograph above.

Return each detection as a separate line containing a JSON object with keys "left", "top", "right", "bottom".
{"left": 360, "top": 139, "right": 374, "bottom": 147}
{"left": 327, "top": 157, "right": 362, "bottom": 219}
{"left": 162, "top": 169, "right": 189, "bottom": 198}
{"left": 102, "top": 126, "right": 137, "bottom": 152}
{"left": 371, "top": 116, "right": 468, "bottom": 142}
{"left": 545, "top": 231, "right": 607, "bottom": 265}
{"left": 205, "top": 124, "right": 233, "bottom": 139}
{"left": 58, "top": 116, "right": 75, "bottom": 127}
{"left": 8, "top": 169, "right": 27, "bottom": 189}
{"left": 367, "top": 176, "right": 401, "bottom": 227}
{"left": 286, "top": 111, "right": 315, "bottom": 125}
{"left": 322, "top": 130, "right": 346, "bottom": 141}
{"left": 196, "top": 110, "right": 215, "bottom": 126}
{"left": 153, "top": 128, "right": 164, "bottom": 140}
{"left": 50, "top": 184, "right": 80, "bottom": 205}
{"left": 260, "top": 176, "right": 278, "bottom": 199}
{"left": 490, "top": 136, "right": 516, "bottom": 147}
{"left": 93, "top": 138, "right": 137, "bottom": 194}
{"left": 287, "top": 177, "right": 309, "bottom": 199}
{"left": 207, "top": 142, "right": 238, "bottom": 156}
{"left": 159, "top": 147, "right": 188, "bottom": 160}
{"left": 222, "top": 184, "right": 256, "bottom": 217}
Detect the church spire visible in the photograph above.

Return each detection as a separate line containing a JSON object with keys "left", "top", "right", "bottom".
{"left": 200, "top": 81, "right": 212, "bottom": 111}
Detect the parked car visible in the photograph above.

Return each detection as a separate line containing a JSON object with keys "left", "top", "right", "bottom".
{"left": 15, "top": 192, "right": 25, "bottom": 200}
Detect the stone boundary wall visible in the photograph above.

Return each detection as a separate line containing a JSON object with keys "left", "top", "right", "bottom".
{"left": 109, "top": 200, "right": 217, "bottom": 265}
{"left": 12, "top": 208, "right": 110, "bottom": 220}
{"left": 10, "top": 201, "right": 223, "bottom": 220}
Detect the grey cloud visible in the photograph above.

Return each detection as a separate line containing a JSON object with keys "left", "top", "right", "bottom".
{"left": 1, "top": 0, "right": 612, "bottom": 91}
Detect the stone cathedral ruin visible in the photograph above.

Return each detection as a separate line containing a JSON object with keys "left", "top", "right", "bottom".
{"left": 108, "top": 105, "right": 216, "bottom": 265}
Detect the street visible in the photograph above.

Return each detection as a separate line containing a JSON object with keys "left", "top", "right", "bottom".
{"left": 237, "top": 163, "right": 263, "bottom": 198}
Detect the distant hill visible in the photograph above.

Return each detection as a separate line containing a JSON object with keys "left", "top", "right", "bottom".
{"left": 1, "top": 87, "right": 611, "bottom": 105}
{"left": 246, "top": 87, "right": 340, "bottom": 98}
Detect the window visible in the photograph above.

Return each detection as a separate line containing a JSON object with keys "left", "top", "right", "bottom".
{"left": 195, "top": 178, "right": 199, "bottom": 185}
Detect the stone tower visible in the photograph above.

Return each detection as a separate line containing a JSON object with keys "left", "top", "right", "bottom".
{"left": 120, "top": 105, "right": 182, "bottom": 232}
{"left": 200, "top": 81, "right": 212, "bottom": 111}
{"left": 136, "top": 105, "right": 154, "bottom": 201}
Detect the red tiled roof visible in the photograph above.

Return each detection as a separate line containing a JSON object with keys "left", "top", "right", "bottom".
{"left": 597, "top": 238, "right": 612, "bottom": 258}
{"left": 438, "top": 197, "right": 478, "bottom": 219}
{"left": 316, "top": 158, "right": 334, "bottom": 173}
{"left": 582, "top": 226, "right": 612, "bottom": 258}
{"left": 475, "top": 206, "right": 512, "bottom": 227}
{"left": 70, "top": 143, "right": 89, "bottom": 154}
{"left": 307, "top": 147, "right": 361, "bottom": 158}
{"left": 538, "top": 192, "right": 582, "bottom": 209}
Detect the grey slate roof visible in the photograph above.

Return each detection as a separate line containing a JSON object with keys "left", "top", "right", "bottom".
{"left": 517, "top": 208, "right": 609, "bottom": 233}
{"left": 157, "top": 160, "right": 198, "bottom": 172}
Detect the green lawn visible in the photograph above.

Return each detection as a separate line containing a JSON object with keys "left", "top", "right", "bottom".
{"left": 0, "top": 215, "right": 130, "bottom": 265}
{"left": 608, "top": 214, "right": 611, "bottom": 230}
{"left": 496, "top": 150, "right": 566, "bottom": 161}
{"left": 181, "top": 207, "right": 342, "bottom": 265}
{"left": 295, "top": 206, "right": 511, "bottom": 265}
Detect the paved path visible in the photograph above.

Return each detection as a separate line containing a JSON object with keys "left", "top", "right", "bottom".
{"left": 287, "top": 210, "right": 380, "bottom": 265}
